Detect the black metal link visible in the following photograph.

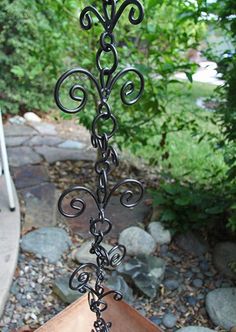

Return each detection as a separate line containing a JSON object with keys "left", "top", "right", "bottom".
{"left": 55, "top": 1, "right": 144, "bottom": 331}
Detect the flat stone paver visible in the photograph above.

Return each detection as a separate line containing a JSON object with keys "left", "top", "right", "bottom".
{"left": 5, "top": 136, "right": 30, "bottom": 147}
{"left": 12, "top": 165, "right": 49, "bottom": 189}
{"left": 20, "top": 183, "right": 58, "bottom": 231}
{"left": 0, "top": 175, "right": 20, "bottom": 317}
{"left": 29, "top": 122, "right": 57, "bottom": 136}
{"left": 4, "top": 124, "right": 37, "bottom": 137}
{"left": 7, "top": 146, "right": 43, "bottom": 167}
{"left": 34, "top": 146, "right": 95, "bottom": 164}
{"left": 26, "top": 135, "right": 63, "bottom": 147}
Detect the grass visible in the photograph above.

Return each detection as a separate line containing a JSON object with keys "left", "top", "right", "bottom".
{"left": 136, "top": 80, "right": 228, "bottom": 183}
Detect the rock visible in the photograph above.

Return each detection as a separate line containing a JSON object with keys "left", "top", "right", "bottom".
{"left": 149, "top": 316, "right": 162, "bottom": 326}
{"left": 9, "top": 116, "right": 26, "bottom": 125}
{"left": 106, "top": 275, "right": 133, "bottom": 304}
{"left": 118, "top": 255, "right": 165, "bottom": 298}
{"left": 26, "top": 135, "right": 63, "bottom": 147}
{"left": 53, "top": 275, "right": 82, "bottom": 304}
{"left": 206, "top": 288, "right": 236, "bottom": 330}
{"left": 20, "top": 183, "right": 58, "bottom": 230}
{"left": 186, "top": 296, "right": 197, "bottom": 306}
{"left": 7, "top": 146, "right": 43, "bottom": 167}
{"left": 192, "top": 279, "right": 203, "bottom": 288}
{"left": 24, "top": 112, "right": 41, "bottom": 123}
{"left": 58, "top": 140, "right": 85, "bottom": 149}
{"left": 148, "top": 222, "right": 171, "bottom": 245}
{"left": 12, "top": 165, "right": 49, "bottom": 189}
{"left": 21, "top": 227, "right": 72, "bottom": 263}
{"left": 231, "top": 327, "right": 236, "bottom": 332}
{"left": 164, "top": 279, "right": 179, "bottom": 291}
{"left": 176, "top": 327, "right": 215, "bottom": 332}
{"left": 29, "top": 122, "right": 57, "bottom": 135}
{"left": 199, "top": 260, "right": 209, "bottom": 272}
{"left": 162, "top": 313, "right": 177, "bottom": 328}
{"left": 160, "top": 244, "right": 169, "bottom": 256}
{"left": 75, "top": 241, "right": 113, "bottom": 266}
{"left": 5, "top": 136, "right": 30, "bottom": 147}
{"left": 119, "top": 227, "right": 156, "bottom": 256}
{"left": 34, "top": 146, "right": 95, "bottom": 164}
{"left": 175, "top": 231, "right": 208, "bottom": 256}
{"left": 4, "top": 124, "right": 37, "bottom": 137}
{"left": 213, "top": 242, "right": 236, "bottom": 279}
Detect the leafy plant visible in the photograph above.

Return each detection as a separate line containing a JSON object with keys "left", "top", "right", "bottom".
{"left": 150, "top": 179, "right": 230, "bottom": 233}
{"left": 0, "top": 0, "right": 85, "bottom": 113}
{"left": 205, "top": 0, "right": 236, "bottom": 232}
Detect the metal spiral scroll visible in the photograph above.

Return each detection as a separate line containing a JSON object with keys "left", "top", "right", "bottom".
{"left": 55, "top": 1, "right": 144, "bottom": 331}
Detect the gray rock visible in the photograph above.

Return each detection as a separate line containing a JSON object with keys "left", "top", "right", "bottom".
{"left": 164, "top": 279, "right": 179, "bottom": 291}
{"left": 148, "top": 222, "right": 171, "bottom": 245}
{"left": 4, "top": 124, "right": 37, "bottom": 137}
{"left": 58, "top": 140, "right": 85, "bottom": 149}
{"left": 29, "top": 122, "right": 57, "bottom": 135}
{"left": 27, "top": 135, "right": 63, "bottom": 147}
{"left": 21, "top": 227, "right": 72, "bottom": 263}
{"left": 175, "top": 231, "right": 208, "bottom": 256}
{"left": 176, "top": 327, "right": 215, "bottom": 332}
{"left": 193, "top": 279, "right": 203, "bottom": 288}
{"left": 34, "top": 146, "right": 95, "bottom": 164}
{"left": 162, "top": 313, "right": 177, "bottom": 328}
{"left": 24, "top": 112, "right": 41, "bottom": 123}
{"left": 119, "top": 227, "right": 156, "bottom": 256}
{"left": 53, "top": 275, "right": 82, "bottom": 304}
{"left": 7, "top": 146, "right": 42, "bottom": 167}
{"left": 106, "top": 275, "right": 133, "bottom": 304}
{"left": 5, "top": 136, "right": 30, "bottom": 147}
{"left": 149, "top": 316, "right": 162, "bottom": 326}
{"left": 206, "top": 288, "right": 236, "bottom": 330}
{"left": 213, "top": 242, "right": 236, "bottom": 279}
{"left": 118, "top": 255, "right": 165, "bottom": 298}
{"left": 75, "top": 241, "right": 113, "bottom": 266}
{"left": 20, "top": 183, "right": 58, "bottom": 230}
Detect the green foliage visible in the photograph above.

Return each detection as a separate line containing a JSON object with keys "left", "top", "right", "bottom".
{"left": 0, "top": 0, "right": 82, "bottom": 113}
{"left": 108, "top": 0, "right": 206, "bottom": 159}
{"left": 151, "top": 179, "right": 230, "bottom": 233}
{"left": 206, "top": 0, "right": 236, "bottom": 232}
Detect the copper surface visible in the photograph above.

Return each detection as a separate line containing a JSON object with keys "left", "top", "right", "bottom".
{"left": 36, "top": 293, "right": 163, "bottom": 332}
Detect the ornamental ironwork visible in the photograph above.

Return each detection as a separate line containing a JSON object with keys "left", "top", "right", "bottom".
{"left": 55, "top": 1, "right": 144, "bottom": 331}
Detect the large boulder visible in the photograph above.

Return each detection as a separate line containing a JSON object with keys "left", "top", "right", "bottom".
{"left": 119, "top": 226, "right": 156, "bottom": 256}
{"left": 206, "top": 288, "right": 236, "bottom": 330}
{"left": 21, "top": 227, "right": 72, "bottom": 263}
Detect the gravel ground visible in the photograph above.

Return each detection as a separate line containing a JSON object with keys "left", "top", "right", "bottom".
{"left": 0, "top": 160, "right": 234, "bottom": 331}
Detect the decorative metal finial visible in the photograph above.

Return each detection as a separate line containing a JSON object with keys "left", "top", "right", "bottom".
{"left": 55, "top": 1, "right": 144, "bottom": 331}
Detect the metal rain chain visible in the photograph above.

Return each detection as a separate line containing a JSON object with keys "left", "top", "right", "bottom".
{"left": 55, "top": 1, "right": 144, "bottom": 331}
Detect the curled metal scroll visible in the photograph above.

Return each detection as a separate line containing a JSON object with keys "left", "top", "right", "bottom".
{"left": 55, "top": 1, "right": 144, "bottom": 331}
{"left": 80, "top": 0, "right": 144, "bottom": 32}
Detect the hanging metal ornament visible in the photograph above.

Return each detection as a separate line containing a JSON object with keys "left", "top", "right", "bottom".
{"left": 55, "top": 1, "right": 144, "bottom": 331}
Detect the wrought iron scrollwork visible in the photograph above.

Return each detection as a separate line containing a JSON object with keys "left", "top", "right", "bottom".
{"left": 55, "top": 1, "right": 144, "bottom": 331}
